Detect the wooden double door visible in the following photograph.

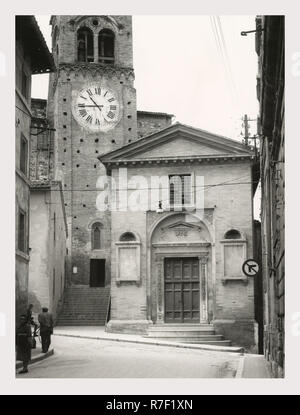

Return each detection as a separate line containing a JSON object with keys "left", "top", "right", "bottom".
{"left": 164, "top": 257, "right": 200, "bottom": 323}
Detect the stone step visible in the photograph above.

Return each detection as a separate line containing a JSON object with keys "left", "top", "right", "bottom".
{"left": 64, "top": 290, "right": 110, "bottom": 293}
{"left": 62, "top": 306, "right": 107, "bottom": 308}
{"left": 149, "top": 323, "right": 213, "bottom": 328}
{"left": 60, "top": 310, "right": 107, "bottom": 316}
{"left": 65, "top": 295, "right": 107, "bottom": 303}
{"left": 57, "top": 321, "right": 106, "bottom": 326}
{"left": 62, "top": 302, "right": 108, "bottom": 305}
{"left": 65, "top": 295, "right": 107, "bottom": 304}
{"left": 146, "top": 334, "right": 223, "bottom": 341}
{"left": 61, "top": 312, "right": 106, "bottom": 319}
{"left": 61, "top": 305, "right": 109, "bottom": 308}
{"left": 148, "top": 326, "right": 214, "bottom": 333}
{"left": 147, "top": 331, "right": 217, "bottom": 338}
{"left": 161, "top": 339, "right": 232, "bottom": 346}
{"left": 61, "top": 308, "right": 107, "bottom": 315}
{"left": 63, "top": 305, "right": 107, "bottom": 308}
{"left": 57, "top": 286, "right": 110, "bottom": 326}
{"left": 58, "top": 317, "right": 107, "bottom": 321}
{"left": 65, "top": 288, "right": 109, "bottom": 290}
{"left": 146, "top": 324, "right": 231, "bottom": 346}
{"left": 59, "top": 319, "right": 106, "bottom": 322}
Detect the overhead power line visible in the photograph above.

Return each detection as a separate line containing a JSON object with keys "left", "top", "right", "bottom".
{"left": 209, "top": 16, "right": 240, "bottom": 109}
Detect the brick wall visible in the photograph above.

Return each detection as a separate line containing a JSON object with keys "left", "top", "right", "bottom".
{"left": 137, "top": 111, "right": 173, "bottom": 138}
{"left": 49, "top": 15, "right": 138, "bottom": 286}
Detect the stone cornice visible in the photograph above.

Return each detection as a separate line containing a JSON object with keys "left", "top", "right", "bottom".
{"left": 152, "top": 242, "right": 211, "bottom": 248}
{"left": 103, "top": 154, "right": 255, "bottom": 169}
{"left": 58, "top": 62, "right": 135, "bottom": 80}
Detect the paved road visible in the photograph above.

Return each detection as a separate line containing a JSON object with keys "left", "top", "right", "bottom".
{"left": 16, "top": 335, "right": 242, "bottom": 378}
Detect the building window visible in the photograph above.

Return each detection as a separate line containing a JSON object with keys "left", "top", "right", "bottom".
{"left": 18, "top": 210, "right": 26, "bottom": 253}
{"left": 77, "top": 27, "right": 94, "bottom": 62}
{"left": 169, "top": 174, "right": 192, "bottom": 207}
{"left": 224, "top": 229, "right": 242, "bottom": 239}
{"left": 92, "top": 222, "right": 102, "bottom": 249}
{"left": 21, "top": 67, "right": 29, "bottom": 99}
{"left": 98, "top": 29, "right": 115, "bottom": 64}
{"left": 20, "top": 134, "right": 28, "bottom": 175}
{"left": 53, "top": 213, "right": 56, "bottom": 244}
{"left": 53, "top": 269, "right": 56, "bottom": 300}
{"left": 120, "top": 232, "right": 136, "bottom": 242}
{"left": 36, "top": 130, "right": 49, "bottom": 150}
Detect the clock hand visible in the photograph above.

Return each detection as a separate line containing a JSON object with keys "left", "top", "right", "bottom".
{"left": 89, "top": 97, "right": 103, "bottom": 112}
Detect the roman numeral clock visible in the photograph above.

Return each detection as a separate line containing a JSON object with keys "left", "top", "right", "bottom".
{"left": 72, "top": 84, "right": 121, "bottom": 132}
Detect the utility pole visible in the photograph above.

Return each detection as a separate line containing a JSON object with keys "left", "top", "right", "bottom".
{"left": 242, "top": 114, "right": 257, "bottom": 145}
{"left": 241, "top": 114, "right": 260, "bottom": 157}
{"left": 242, "top": 114, "right": 250, "bottom": 145}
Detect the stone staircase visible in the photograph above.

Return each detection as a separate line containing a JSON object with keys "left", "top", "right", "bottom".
{"left": 145, "top": 324, "right": 231, "bottom": 346}
{"left": 57, "top": 286, "right": 110, "bottom": 326}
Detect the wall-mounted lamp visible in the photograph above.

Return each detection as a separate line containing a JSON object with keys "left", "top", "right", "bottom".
{"left": 241, "top": 28, "right": 264, "bottom": 36}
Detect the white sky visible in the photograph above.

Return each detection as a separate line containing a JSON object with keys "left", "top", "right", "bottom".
{"left": 33, "top": 15, "right": 259, "bottom": 142}
{"left": 32, "top": 15, "right": 261, "bottom": 219}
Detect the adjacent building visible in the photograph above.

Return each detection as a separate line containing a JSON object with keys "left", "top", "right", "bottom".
{"left": 15, "top": 16, "right": 54, "bottom": 319}
{"left": 28, "top": 99, "right": 68, "bottom": 322}
{"left": 256, "top": 15, "right": 285, "bottom": 377}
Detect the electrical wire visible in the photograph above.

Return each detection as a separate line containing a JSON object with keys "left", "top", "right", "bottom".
{"left": 209, "top": 16, "right": 239, "bottom": 110}
{"left": 33, "top": 173, "right": 253, "bottom": 192}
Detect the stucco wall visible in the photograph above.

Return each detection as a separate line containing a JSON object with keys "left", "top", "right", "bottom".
{"left": 28, "top": 183, "right": 67, "bottom": 321}
{"left": 108, "top": 160, "right": 255, "bottom": 347}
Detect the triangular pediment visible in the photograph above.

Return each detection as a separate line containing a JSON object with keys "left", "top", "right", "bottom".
{"left": 131, "top": 136, "right": 232, "bottom": 159}
{"left": 162, "top": 221, "right": 201, "bottom": 231}
{"left": 99, "top": 123, "right": 254, "bottom": 163}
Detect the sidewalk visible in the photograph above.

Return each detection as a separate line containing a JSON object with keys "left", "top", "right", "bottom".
{"left": 53, "top": 325, "right": 244, "bottom": 354}
{"left": 239, "top": 354, "right": 272, "bottom": 378}
{"left": 16, "top": 347, "right": 54, "bottom": 370}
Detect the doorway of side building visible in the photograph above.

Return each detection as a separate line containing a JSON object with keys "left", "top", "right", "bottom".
{"left": 90, "top": 259, "right": 106, "bottom": 287}
{"left": 164, "top": 257, "right": 200, "bottom": 323}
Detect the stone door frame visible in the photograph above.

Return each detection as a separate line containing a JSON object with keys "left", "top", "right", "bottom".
{"left": 154, "top": 250, "right": 209, "bottom": 324}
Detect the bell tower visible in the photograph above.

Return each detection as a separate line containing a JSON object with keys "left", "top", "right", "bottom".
{"left": 48, "top": 15, "right": 138, "bottom": 286}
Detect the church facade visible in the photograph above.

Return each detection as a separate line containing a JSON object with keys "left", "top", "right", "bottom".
{"left": 47, "top": 15, "right": 259, "bottom": 349}
{"left": 99, "top": 123, "right": 258, "bottom": 349}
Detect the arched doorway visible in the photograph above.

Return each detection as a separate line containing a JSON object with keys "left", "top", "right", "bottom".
{"left": 150, "top": 213, "right": 212, "bottom": 324}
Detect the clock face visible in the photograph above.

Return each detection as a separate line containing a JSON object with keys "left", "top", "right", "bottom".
{"left": 72, "top": 84, "right": 121, "bottom": 132}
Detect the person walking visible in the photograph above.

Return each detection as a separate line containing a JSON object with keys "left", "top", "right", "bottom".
{"left": 16, "top": 314, "right": 32, "bottom": 374}
{"left": 38, "top": 307, "right": 54, "bottom": 353}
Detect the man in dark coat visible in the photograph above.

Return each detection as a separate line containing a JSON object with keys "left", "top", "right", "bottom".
{"left": 38, "top": 307, "right": 54, "bottom": 353}
{"left": 16, "top": 314, "right": 32, "bottom": 374}
{"left": 26, "top": 303, "right": 38, "bottom": 337}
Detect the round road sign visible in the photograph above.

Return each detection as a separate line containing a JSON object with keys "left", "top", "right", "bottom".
{"left": 242, "top": 259, "right": 260, "bottom": 277}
